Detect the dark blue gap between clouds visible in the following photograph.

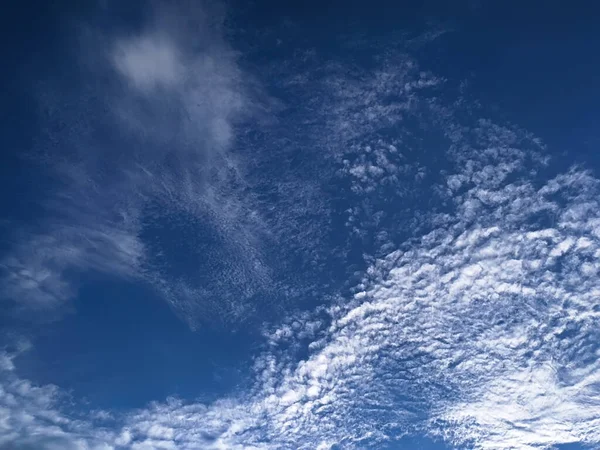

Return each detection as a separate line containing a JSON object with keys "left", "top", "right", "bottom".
{"left": 413, "top": 0, "right": 600, "bottom": 165}
{"left": 13, "top": 276, "right": 258, "bottom": 411}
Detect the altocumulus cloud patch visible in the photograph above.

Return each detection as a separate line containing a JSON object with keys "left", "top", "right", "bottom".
{"left": 1, "top": 1, "right": 599, "bottom": 450}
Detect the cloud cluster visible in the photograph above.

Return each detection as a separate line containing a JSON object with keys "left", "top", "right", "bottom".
{"left": 0, "top": 344, "right": 116, "bottom": 450}
{"left": 60, "top": 120, "right": 597, "bottom": 450}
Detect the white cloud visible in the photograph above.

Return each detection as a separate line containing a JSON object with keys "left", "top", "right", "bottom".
{"left": 70, "top": 143, "right": 599, "bottom": 450}
{"left": 0, "top": 344, "right": 118, "bottom": 450}
{"left": 113, "top": 36, "right": 183, "bottom": 92}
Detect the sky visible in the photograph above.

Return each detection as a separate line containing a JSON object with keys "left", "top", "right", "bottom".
{"left": 1, "top": 1, "right": 600, "bottom": 449}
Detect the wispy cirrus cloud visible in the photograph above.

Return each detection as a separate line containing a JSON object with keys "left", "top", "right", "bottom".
{"left": 1, "top": 0, "right": 273, "bottom": 326}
